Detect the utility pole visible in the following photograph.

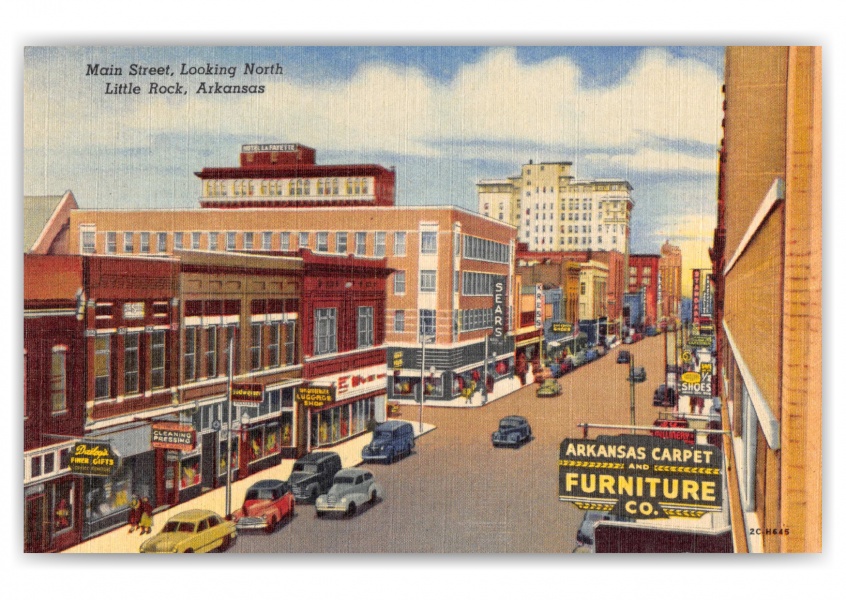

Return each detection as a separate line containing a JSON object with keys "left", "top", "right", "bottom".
{"left": 419, "top": 331, "right": 426, "bottom": 435}
{"left": 224, "top": 335, "right": 234, "bottom": 517}
{"left": 629, "top": 353, "right": 636, "bottom": 434}
{"left": 663, "top": 326, "right": 669, "bottom": 406}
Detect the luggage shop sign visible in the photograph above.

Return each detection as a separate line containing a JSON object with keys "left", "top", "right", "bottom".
{"left": 559, "top": 434, "right": 722, "bottom": 519}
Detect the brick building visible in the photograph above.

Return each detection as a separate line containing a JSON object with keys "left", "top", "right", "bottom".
{"left": 627, "top": 254, "right": 660, "bottom": 328}
{"left": 714, "top": 46, "right": 821, "bottom": 552}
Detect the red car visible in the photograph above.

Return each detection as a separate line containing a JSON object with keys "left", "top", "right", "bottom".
{"left": 229, "top": 479, "right": 295, "bottom": 533}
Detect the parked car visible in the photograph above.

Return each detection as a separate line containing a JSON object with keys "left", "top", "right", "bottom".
{"left": 139, "top": 509, "right": 236, "bottom": 553}
{"left": 288, "top": 451, "right": 343, "bottom": 503}
{"left": 584, "top": 349, "right": 599, "bottom": 363}
{"left": 627, "top": 367, "right": 646, "bottom": 383}
{"left": 623, "top": 336, "right": 633, "bottom": 344}
{"left": 559, "top": 358, "right": 574, "bottom": 374}
{"left": 571, "top": 351, "right": 587, "bottom": 367}
{"left": 362, "top": 421, "right": 415, "bottom": 464}
{"left": 492, "top": 415, "right": 532, "bottom": 447}
{"left": 646, "top": 326, "right": 658, "bottom": 337}
{"left": 652, "top": 384, "right": 678, "bottom": 407}
{"left": 315, "top": 468, "right": 383, "bottom": 518}
{"left": 616, "top": 350, "right": 631, "bottom": 364}
{"left": 228, "top": 479, "right": 295, "bottom": 533}
{"left": 632, "top": 332, "right": 644, "bottom": 343}
{"left": 547, "top": 362, "right": 562, "bottom": 378}
{"left": 576, "top": 510, "right": 633, "bottom": 547}
{"left": 537, "top": 379, "right": 562, "bottom": 397}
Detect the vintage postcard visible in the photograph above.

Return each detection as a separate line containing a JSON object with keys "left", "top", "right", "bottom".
{"left": 22, "top": 45, "right": 822, "bottom": 556}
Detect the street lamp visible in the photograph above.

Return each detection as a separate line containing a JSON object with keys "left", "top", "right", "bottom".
{"left": 419, "top": 328, "right": 434, "bottom": 436}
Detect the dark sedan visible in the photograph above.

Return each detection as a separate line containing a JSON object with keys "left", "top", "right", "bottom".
{"left": 616, "top": 350, "right": 631, "bottom": 364}
{"left": 491, "top": 415, "right": 532, "bottom": 448}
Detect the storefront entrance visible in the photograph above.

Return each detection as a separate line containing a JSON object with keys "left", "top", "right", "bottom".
{"left": 24, "top": 492, "right": 47, "bottom": 553}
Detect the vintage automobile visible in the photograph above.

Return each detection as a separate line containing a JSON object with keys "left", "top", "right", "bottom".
{"left": 652, "top": 384, "right": 678, "bottom": 407}
{"left": 559, "top": 357, "right": 574, "bottom": 375}
{"left": 362, "top": 421, "right": 415, "bottom": 464}
{"left": 584, "top": 349, "right": 599, "bottom": 363}
{"left": 491, "top": 415, "right": 533, "bottom": 448}
{"left": 288, "top": 451, "right": 343, "bottom": 503}
{"left": 570, "top": 351, "right": 587, "bottom": 368}
{"left": 616, "top": 350, "right": 631, "bottom": 364}
{"left": 139, "top": 509, "right": 236, "bottom": 553}
{"left": 228, "top": 479, "right": 295, "bottom": 533}
{"left": 315, "top": 468, "right": 383, "bottom": 518}
{"left": 627, "top": 366, "right": 647, "bottom": 383}
{"left": 537, "top": 379, "right": 562, "bottom": 397}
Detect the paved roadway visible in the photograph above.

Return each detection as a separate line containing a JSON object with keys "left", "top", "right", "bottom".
{"left": 233, "top": 334, "right": 673, "bottom": 553}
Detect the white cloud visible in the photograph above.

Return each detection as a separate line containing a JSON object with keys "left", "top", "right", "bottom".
{"left": 25, "top": 47, "right": 723, "bottom": 163}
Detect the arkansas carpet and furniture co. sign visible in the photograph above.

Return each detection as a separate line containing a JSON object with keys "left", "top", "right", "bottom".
{"left": 559, "top": 434, "right": 723, "bottom": 519}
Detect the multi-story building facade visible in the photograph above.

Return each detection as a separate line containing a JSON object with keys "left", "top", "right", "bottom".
{"left": 577, "top": 260, "right": 609, "bottom": 345}
{"left": 659, "top": 241, "right": 682, "bottom": 324}
{"left": 714, "top": 46, "right": 821, "bottom": 553}
{"left": 477, "top": 160, "right": 633, "bottom": 254}
{"left": 67, "top": 205, "right": 517, "bottom": 404}
{"left": 627, "top": 254, "right": 660, "bottom": 328}
{"left": 195, "top": 143, "right": 396, "bottom": 208}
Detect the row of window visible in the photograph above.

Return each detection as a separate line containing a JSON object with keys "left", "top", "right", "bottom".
{"left": 204, "top": 177, "right": 372, "bottom": 198}
{"left": 313, "top": 307, "right": 375, "bottom": 356}
{"left": 93, "top": 330, "right": 168, "bottom": 400}
{"left": 463, "top": 235, "right": 510, "bottom": 264}
{"left": 83, "top": 230, "right": 436, "bottom": 258}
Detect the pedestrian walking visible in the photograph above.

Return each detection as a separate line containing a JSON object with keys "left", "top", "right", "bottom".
{"left": 138, "top": 496, "right": 153, "bottom": 535}
{"left": 127, "top": 495, "right": 141, "bottom": 533}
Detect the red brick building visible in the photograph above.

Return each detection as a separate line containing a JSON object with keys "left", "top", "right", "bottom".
{"left": 627, "top": 254, "right": 660, "bottom": 327}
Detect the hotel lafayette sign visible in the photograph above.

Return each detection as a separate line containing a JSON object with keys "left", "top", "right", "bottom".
{"left": 69, "top": 442, "right": 119, "bottom": 477}
{"left": 559, "top": 434, "right": 722, "bottom": 519}
{"left": 151, "top": 423, "right": 196, "bottom": 452}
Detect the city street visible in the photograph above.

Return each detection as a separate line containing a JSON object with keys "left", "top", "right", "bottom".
{"left": 233, "top": 334, "right": 673, "bottom": 553}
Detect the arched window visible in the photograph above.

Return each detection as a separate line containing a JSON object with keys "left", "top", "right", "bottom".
{"left": 332, "top": 179, "right": 339, "bottom": 194}
{"left": 296, "top": 179, "right": 303, "bottom": 195}
{"left": 317, "top": 179, "right": 324, "bottom": 195}
{"left": 289, "top": 180, "right": 296, "bottom": 196}
{"left": 346, "top": 179, "right": 353, "bottom": 194}
{"left": 303, "top": 179, "right": 311, "bottom": 195}
{"left": 361, "top": 178, "right": 369, "bottom": 194}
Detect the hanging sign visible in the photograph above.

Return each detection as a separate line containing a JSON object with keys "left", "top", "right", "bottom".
{"left": 69, "top": 442, "right": 119, "bottom": 477}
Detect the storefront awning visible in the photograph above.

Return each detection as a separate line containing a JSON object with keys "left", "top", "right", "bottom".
{"left": 88, "top": 423, "right": 153, "bottom": 458}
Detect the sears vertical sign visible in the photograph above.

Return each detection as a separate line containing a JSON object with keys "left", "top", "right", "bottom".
{"left": 492, "top": 276, "right": 506, "bottom": 338}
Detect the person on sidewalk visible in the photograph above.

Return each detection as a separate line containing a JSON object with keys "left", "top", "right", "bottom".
{"left": 138, "top": 497, "right": 153, "bottom": 535}
{"left": 127, "top": 495, "right": 141, "bottom": 533}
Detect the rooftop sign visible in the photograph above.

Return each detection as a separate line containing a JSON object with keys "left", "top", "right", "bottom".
{"left": 242, "top": 143, "right": 298, "bottom": 153}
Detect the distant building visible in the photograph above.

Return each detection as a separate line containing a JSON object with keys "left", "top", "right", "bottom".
{"left": 477, "top": 160, "right": 633, "bottom": 254}
{"left": 628, "top": 254, "right": 660, "bottom": 328}
{"left": 24, "top": 191, "right": 78, "bottom": 254}
{"left": 659, "top": 241, "right": 682, "bottom": 323}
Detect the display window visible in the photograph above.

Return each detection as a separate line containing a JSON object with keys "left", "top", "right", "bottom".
{"left": 247, "top": 421, "right": 282, "bottom": 463}
{"left": 179, "top": 455, "right": 201, "bottom": 489}
{"left": 311, "top": 397, "right": 374, "bottom": 447}
{"left": 218, "top": 439, "right": 239, "bottom": 476}
{"left": 84, "top": 462, "right": 132, "bottom": 523}
{"left": 51, "top": 480, "right": 74, "bottom": 536}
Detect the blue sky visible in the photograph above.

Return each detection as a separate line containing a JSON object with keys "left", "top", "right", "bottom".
{"left": 24, "top": 46, "right": 724, "bottom": 271}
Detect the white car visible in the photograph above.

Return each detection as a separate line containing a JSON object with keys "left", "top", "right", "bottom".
{"left": 315, "top": 468, "right": 383, "bottom": 518}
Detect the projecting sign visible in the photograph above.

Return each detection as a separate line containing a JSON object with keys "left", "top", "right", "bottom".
{"left": 69, "top": 442, "right": 119, "bottom": 477}
{"left": 551, "top": 322, "right": 573, "bottom": 334}
{"left": 680, "top": 371, "right": 712, "bottom": 398}
{"left": 535, "top": 284, "right": 544, "bottom": 328}
{"left": 493, "top": 276, "right": 506, "bottom": 338}
{"left": 688, "top": 334, "right": 713, "bottom": 348}
{"left": 151, "top": 423, "right": 196, "bottom": 451}
{"left": 692, "top": 269, "right": 701, "bottom": 326}
{"left": 296, "top": 386, "right": 335, "bottom": 408}
{"left": 231, "top": 382, "right": 265, "bottom": 405}
{"left": 559, "top": 434, "right": 722, "bottom": 519}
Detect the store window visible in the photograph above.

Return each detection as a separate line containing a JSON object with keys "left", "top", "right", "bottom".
{"left": 124, "top": 332, "right": 140, "bottom": 394}
{"left": 150, "top": 330, "right": 166, "bottom": 389}
{"left": 94, "top": 335, "right": 111, "bottom": 400}
{"left": 50, "top": 346, "right": 67, "bottom": 413}
{"left": 421, "top": 231, "right": 438, "bottom": 254}
{"left": 394, "top": 231, "right": 406, "bottom": 256}
{"left": 357, "top": 306, "right": 374, "bottom": 348}
{"left": 336, "top": 232, "right": 348, "bottom": 254}
{"left": 180, "top": 454, "right": 201, "bottom": 490}
{"left": 52, "top": 481, "right": 74, "bottom": 536}
{"left": 314, "top": 308, "right": 337, "bottom": 355}
{"left": 184, "top": 327, "right": 198, "bottom": 381}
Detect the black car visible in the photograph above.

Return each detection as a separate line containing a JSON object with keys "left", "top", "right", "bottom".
{"left": 491, "top": 415, "right": 532, "bottom": 448}
{"left": 627, "top": 367, "right": 646, "bottom": 383}
{"left": 616, "top": 350, "right": 631, "bottom": 364}
{"left": 287, "top": 451, "right": 343, "bottom": 503}
{"left": 652, "top": 384, "right": 678, "bottom": 407}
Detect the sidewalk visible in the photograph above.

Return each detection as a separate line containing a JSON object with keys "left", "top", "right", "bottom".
{"left": 393, "top": 375, "right": 529, "bottom": 409}
{"left": 63, "top": 419, "right": 435, "bottom": 553}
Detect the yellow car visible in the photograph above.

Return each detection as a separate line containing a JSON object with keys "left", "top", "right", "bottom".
{"left": 139, "top": 509, "right": 236, "bottom": 553}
